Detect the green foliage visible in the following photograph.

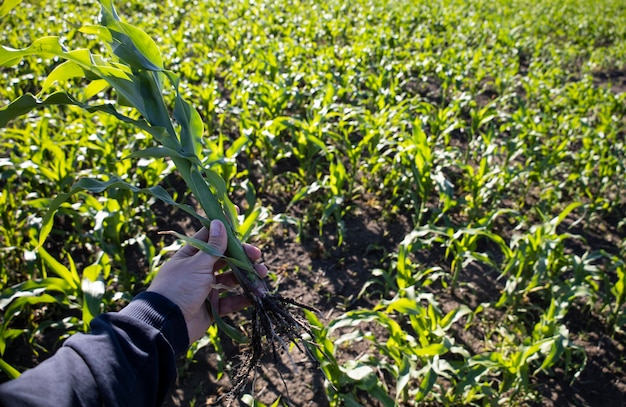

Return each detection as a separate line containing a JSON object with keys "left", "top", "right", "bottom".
{"left": 1, "top": 0, "right": 625, "bottom": 404}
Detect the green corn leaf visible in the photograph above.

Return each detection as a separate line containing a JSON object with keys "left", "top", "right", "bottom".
{"left": 199, "top": 167, "right": 240, "bottom": 233}
{"left": 40, "top": 61, "right": 85, "bottom": 94}
{"left": 0, "top": 0, "right": 22, "bottom": 18}
{"left": 82, "top": 277, "right": 105, "bottom": 329}
{"left": 0, "top": 359, "right": 21, "bottom": 379}
{"left": 188, "top": 166, "right": 229, "bottom": 225}
{"left": 83, "top": 18, "right": 156, "bottom": 72}
{"left": 365, "top": 378, "right": 396, "bottom": 407}
{"left": 37, "top": 247, "right": 80, "bottom": 290}
{"left": 0, "top": 92, "right": 72, "bottom": 127}
{"left": 537, "top": 334, "right": 564, "bottom": 373}
{"left": 328, "top": 310, "right": 381, "bottom": 332}
{"left": 0, "top": 328, "right": 23, "bottom": 358}
{"left": 158, "top": 230, "right": 224, "bottom": 258}
{"left": 385, "top": 297, "right": 421, "bottom": 315}
{"left": 553, "top": 201, "right": 583, "bottom": 227}
{"left": 174, "top": 96, "right": 204, "bottom": 157}
{"left": 128, "top": 146, "right": 198, "bottom": 161}
{"left": 342, "top": 396, "right": 364, "bottom": 407}
{"left": 79, "top": 25, "right": 114, "bottom": 43}
{"left": 226, "top": 134, "right": 249, "bottom": 158}
{"left": 342, "top": 361, "right": 373, "bottom": 381}
{"left": 440, "top": 306, "right": 472, "bottom": 329}
{"left": 174, "top": 95, "right": 204, "bottom": 158}
{"left": 0, "top": 36, "right": 65, "bottom": 66}
{"left": 135, "top": 70, "right": 174, "bottom": 134}
{"left": 238, "top": 207, "right": 261, "bottom": 242}
{"left": 167, "top": 72, "right": 204, "bottom": 157}
{"left": 38, "top": 176, "right": 209, "bottom": 246}
{"left": 612, "top": 265, "right": 625, "bottom": 305}
{"left": 413, "top": 342, "right": 448, "bottom": 357}
{"left": 415, "top": 365, "right": 436, "bottom": 402}
{"left": 208, "top": 300, "right": 249, "bottom": 344}
{"left": 160, "top": 230, "right": 251, "bottom": 272}
{"left": 270, "top": 397, "right": 283, "bottom": 407}
{"left": 202, "top": 168, "right": 230, "bottom": 203}
{"left": 83, "top": 79, "right": 109, "bottom": 99}
{"left": 83, "top": 252, "right": 109, "bottom": 283}
{"left": 1, "top": 285, "right": 44, "bottom": 311}
{"left": 0, "top": 279, "right": 74, "bottom": 309}
{"left": 97, "top": 0, "right": 164, "bottom": 70}
{"left": 396, "top": 354, "right": 412, "bottom": 398}
{"left": 0, "top": 92, "right": 176, "bottom": 150}
{"left": 2, "top": 294, "right": 62, "bottom": 326}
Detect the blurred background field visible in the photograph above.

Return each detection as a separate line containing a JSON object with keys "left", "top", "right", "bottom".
{"left": 1, "top": 0, "right": 625, "bottom": 405}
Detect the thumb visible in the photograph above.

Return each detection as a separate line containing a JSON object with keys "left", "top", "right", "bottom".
{"left": 207, "top": 219, "right": 228, "bottom": 256}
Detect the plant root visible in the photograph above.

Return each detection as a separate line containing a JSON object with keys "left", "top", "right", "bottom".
{"left": 226, "top": 293, "right": 320, "bottom": 405}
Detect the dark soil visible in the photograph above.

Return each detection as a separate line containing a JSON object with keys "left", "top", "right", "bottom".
{"left": 593, "top": 68, "right": 626, "bottom": 94}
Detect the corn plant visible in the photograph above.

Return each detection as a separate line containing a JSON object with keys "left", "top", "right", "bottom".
{"left": 497, "top": 202, "right": 583, "bottom": 308}
{"left": 608, "top": 259, "right": 626, "bottom": 333}
{"left": 0, "top": 0, "right": 318, "bottom": 400}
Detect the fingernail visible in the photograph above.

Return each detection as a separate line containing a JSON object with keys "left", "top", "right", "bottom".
{"left": 210, "top": 219, "right": 222, "bottom": 237}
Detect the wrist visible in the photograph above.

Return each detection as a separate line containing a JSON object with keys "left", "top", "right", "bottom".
{"left": 120, "top": 291, "right": 190, "bottom": 354}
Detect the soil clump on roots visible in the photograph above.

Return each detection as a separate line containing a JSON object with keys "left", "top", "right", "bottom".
{"left": 227, "top": 292, "right": 321, "bottom": 405}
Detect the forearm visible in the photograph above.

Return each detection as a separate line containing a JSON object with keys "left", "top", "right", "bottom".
{"left": 0, "top": 292, "right": 189, "bottom": 407}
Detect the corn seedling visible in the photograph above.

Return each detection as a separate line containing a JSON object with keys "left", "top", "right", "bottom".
{"left": 0, "top": 0, "right": 319, "bottom": 401}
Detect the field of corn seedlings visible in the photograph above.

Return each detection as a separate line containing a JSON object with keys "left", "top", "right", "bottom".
{"left": 1, "top": 0, "right": 626, "bottom": 405}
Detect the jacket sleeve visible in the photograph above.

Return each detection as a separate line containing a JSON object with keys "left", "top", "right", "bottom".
{"left": 0, "top": 291, "right": 189, "bottom": 407}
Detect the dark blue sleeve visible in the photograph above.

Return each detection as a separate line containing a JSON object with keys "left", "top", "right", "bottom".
{"left": 0, "top": 291, "right": 189, "bottom": 407}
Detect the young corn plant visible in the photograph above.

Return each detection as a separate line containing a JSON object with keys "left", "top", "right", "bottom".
{"left": 0, "top": 0, "right": 318, "bottom": 401}
{"left": 608, "top": 258, "right": 626, "bottom": 333}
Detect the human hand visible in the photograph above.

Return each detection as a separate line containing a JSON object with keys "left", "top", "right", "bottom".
{"left": 147, "top": 219, "right": 268, "bottom": 344}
